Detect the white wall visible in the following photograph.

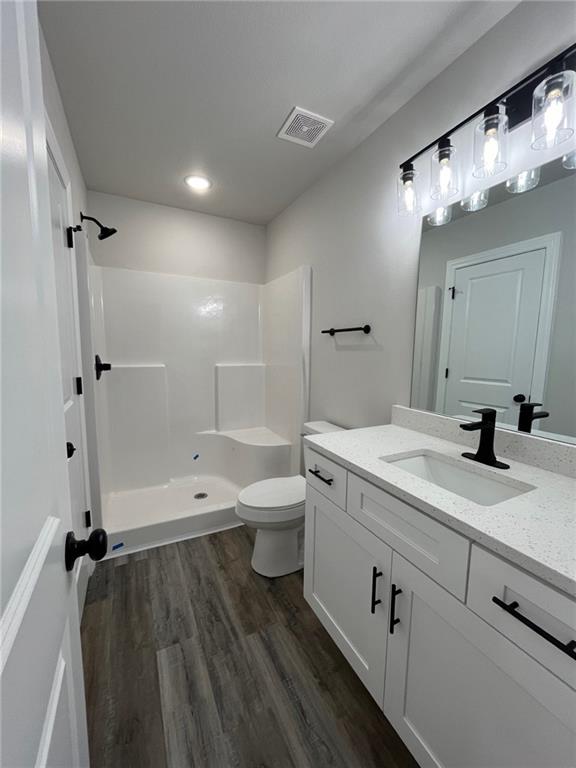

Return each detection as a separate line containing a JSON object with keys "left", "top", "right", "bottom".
{"left": 265, "top": 2, "right": 576, "bottom": 430}
{"left": 418, "top": 174, "right": 576, "bottom": 438}
{"left": 86, "top": 191, "right": 266, "bottom": 283}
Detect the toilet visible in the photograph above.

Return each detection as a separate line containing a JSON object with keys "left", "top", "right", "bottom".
{"left": 235, "top": 421, "right": 344, "bottom": 577}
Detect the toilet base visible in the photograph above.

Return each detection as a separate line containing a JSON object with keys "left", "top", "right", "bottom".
{"left": 251, "top": 525, "right": 303, "bottom": 578}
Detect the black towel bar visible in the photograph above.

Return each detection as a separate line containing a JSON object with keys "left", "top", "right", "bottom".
{"left": 321, "top": 324, "right": 371, "bottom": 336}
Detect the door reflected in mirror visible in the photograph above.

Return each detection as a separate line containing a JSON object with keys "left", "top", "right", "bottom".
{"left": 411, "top": 157, "right": 575, "bottom": 444}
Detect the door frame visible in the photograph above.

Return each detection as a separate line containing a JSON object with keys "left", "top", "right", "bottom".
{"left": 45, "top": 114, "right": 95, "bottom": 599}
{"left": 434, "top": 233, "right": 561, "bottom": 414}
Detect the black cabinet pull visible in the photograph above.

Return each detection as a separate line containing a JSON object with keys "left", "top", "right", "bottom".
{"left": 66, "top": 441, "right": 76, "bottom": 459}
{"left": 492, "top": 596, "right": 576, "bottom": 661}
{"left": 308, "top": 468, "right": 334, "bottom": 486}
{"left": 370, "top": 566, "right": 383, "bottom": 614}
{"left": 390, "top": 584, "right": 402, "bottom": 634}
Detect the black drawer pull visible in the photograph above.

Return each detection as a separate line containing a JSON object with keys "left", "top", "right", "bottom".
{"left": 390, "top": 584, "right": 402, "bottom": 634}
{"left": 492, "top": 596, "right": 576, "bottom": 661}
{"left": 308, "top": 468, "right": 334, "bottom": 486}
{"left": 370, "top": 566, "right": 383, "bottom": 614}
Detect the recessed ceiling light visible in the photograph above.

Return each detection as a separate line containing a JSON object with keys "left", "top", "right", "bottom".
{"left": 184, "top": 175, "right": 212, "bottom": 192}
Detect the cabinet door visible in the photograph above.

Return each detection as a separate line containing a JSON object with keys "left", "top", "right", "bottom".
{"left": 385, "top": 553, "right": 576, "bottom": 768}
{"left": 304, "top": 486, "right": 392, "bottom": 704}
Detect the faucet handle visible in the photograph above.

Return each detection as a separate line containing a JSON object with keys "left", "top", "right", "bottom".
{"left": 472, "top": 408, "right": 497, "bottom": 417}
{"left": 460, "top": 407, "right": 496, "bottom": 432}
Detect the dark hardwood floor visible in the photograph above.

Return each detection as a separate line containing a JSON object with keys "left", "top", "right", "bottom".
{"left": 81, "top": 525, "right": 419, "bottom": 768}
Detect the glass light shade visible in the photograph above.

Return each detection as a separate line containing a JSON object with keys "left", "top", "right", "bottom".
{"left": 430, "top": 143, "right": 460, "bottom": 201}
{"left": 473, "top": 113, "right": 508, "bottom": 177}
{"left": 397, "top": 167, "right": 421, "bottom": 215}
{"left": 531, "top": 70, "right": 575, "bottom": 150}
{"left": 562, "top": 150, "right": 576, "bottom": 169}
{"left": 461, "top": 189, "right": 489, "bottom": 212}
{"left": 506, "top": 167, "right": 541, "bottom": 194}
{"left": 427, "top": 206, "right": 452, "bottom": 227}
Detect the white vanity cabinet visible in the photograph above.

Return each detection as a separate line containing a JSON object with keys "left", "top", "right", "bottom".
{"left": 304, "top": 486, "right": 392, "bottom": 703}
{"left": 304, "top": 452, "right": 576, "bottom": 768}
{"left": 385, "top": 553, "right": 576, "bottom": 768}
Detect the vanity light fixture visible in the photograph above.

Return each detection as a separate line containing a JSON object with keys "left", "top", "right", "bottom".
{"left": 531, "top": 69, "right": 575, "bottom": 150}
{"left": 461, "top": 189, "right": 489, "bottom": 212}
{"left": 430, "top": 137, "right": 459, "bottom": 201}
{"left": 427, "top": 206, "right": 452, "bottom": 227}
{"left": 562, "top": 149, "right": 576, "bottom": 169}
{"left": 397, "top": 44, "right": 575, "bottom": 218}
{"left": 397, "top": 162, "right": 421, "bottom": 215}
{"left": 473, "top": 104, "right": 508, "bottom": 177}
{"left": 184, "top": 174, "right": 212, "bottom": 192}
{"left": 506, "top": 167, "right": 541, "bottom": 194}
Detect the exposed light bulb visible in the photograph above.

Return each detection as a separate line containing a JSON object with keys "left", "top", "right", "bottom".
{"left": 544, "top": 88, "right": 564, "bottom": 148}
{"left": 431, "top": 139, "right": 459, "bottom": 201}
{"left": 397, "top": 163, "right": 420, "bottom": 215}
{"left": 403, "top": 180, "right": 416, "bottom": 213}
{"left": 532, "top": 71, "right": 575, "bottom": 150}
{"left": 483, "top": 129, "right": 499, "bottom": 175}
{"left": 438, "top": 158, "right": 452, "bottom": 195}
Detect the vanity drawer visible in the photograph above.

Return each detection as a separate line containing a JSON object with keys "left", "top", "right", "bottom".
{"left": 304, "top": 448, "right": 347, "bottom": 510}
{"left": 346, "top": 474, "right": 470, "bottom": 599}
{"left": 468, "top": 546, "right": 576, "bottom": 689}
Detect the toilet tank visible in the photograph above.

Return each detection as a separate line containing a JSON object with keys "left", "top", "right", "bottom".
{"left": 299, "top": 421, "right": 345, "bottom": 473}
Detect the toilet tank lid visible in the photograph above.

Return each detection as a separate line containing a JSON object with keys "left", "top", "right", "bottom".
{"left": 302, "top": 421, "right": 346, "bottom": 435}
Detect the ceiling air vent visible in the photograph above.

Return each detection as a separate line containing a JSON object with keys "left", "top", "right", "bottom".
{"left": 277, "top": 107, "right": 334, "bottom": 148}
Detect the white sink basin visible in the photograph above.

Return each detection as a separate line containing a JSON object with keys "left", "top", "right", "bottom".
{"left": 381, "top": 449, "right": 534, "bottom": 506}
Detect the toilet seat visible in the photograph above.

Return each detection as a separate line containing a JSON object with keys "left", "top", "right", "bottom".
{"left": 236, "top": 475, "right": 305, "bottom": 524}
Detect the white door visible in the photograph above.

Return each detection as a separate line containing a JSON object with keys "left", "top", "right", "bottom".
{"left": 384, "top": 553, "right": 576, "bottom": 768}
{"left": 1, "top": 2, "right": 90, "bottom": 766}
{"left": 304, "top": 486, "right": 392, "bottom": 704}
{"left": 47, "top": 136, "right": 92, "bottom": 605}
{"left": 438, "top": 241, "right": 557, "bottom": 424}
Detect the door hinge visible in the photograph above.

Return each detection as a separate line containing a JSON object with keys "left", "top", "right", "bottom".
{"left": 85, "top": 510, "right": 92, "bottom": 528}
{"left": 449, "top": 286, "right": 456, "bottom": 300}
{"left": 445, "top": 368, "right": 449, "bottom": 379}
{"left": 75, "top": 376, "right": 83, "bottom": 395}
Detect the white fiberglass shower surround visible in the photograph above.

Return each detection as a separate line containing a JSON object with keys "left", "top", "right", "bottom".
{"left": 88, "top": 264, "right": 310, "bottom": 555}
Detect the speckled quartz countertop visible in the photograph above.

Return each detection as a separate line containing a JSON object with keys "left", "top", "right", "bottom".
{"left": 304, "top": 425, "right": 576, "bottom": 597}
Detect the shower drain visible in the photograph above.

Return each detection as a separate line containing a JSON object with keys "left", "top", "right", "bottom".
{"left": 194, "top": 492, "right": 208, "bottom": 500}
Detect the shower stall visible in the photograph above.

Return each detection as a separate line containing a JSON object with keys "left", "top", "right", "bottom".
{"left": 85, "top": 264, "right": 311, "bottom": 555}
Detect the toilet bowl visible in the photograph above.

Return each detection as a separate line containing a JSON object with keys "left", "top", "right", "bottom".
{"left": 235, "top": 421, "right": 344, "bottom": 577}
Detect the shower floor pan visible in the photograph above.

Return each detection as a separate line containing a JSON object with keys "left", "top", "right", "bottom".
{"left": 102, "top": 475, "right": 242, "bottom": 557}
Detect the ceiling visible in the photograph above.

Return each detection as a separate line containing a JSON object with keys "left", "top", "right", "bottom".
{"left": 39, "top": 1, "right": 516, "bottom": 225}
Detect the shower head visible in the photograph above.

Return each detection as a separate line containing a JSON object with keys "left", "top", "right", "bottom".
{"left": 97, "top": 225, "right": 118, "bottom": 241}
{"left": 80, "top": 213, "right": 118, "bottom": 241}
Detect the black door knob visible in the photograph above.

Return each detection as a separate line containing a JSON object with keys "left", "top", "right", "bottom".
{"left": 65, "top": 528, "right": 108, "bottom": 571}
{"left": 95, "top": 354, "right": 112, "bottom": 380}
{"left": 513, "top": 394, "right": 526, "bottom": 403}
{"left": 66, "top": 441, "right": 76, "bottom": 459}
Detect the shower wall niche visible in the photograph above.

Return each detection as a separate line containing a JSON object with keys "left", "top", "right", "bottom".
{"left": 89, "top": 264, "right": 310, "bottom": 550}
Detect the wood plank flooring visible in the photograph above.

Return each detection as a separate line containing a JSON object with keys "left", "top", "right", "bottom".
{"left": 81, "top": 526, "right": 419, "bottom": 768}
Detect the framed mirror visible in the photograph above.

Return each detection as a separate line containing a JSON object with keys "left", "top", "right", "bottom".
{"left": 411, "top": 156, "right": 575, "bottom": 444}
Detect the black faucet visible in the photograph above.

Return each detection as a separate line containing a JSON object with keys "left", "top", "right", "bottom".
{"left": 518, "top": 402, "right": 549, "bottom": 433}
{"left": 460, "top": 408, "right": 510, "bottom": 470}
